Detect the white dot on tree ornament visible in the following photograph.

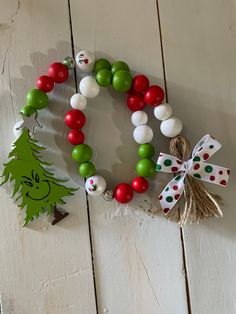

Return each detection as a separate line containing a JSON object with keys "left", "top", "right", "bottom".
{"left": 79, "top": 76, "right": 100, "bottom": 98}
{"left": 85, "top": 175, "right": 107, "bottom": 196}
{"left": 160, "top": 117, "right": 182, "bottom": 138}
{"left": 70, "top": 93, "right": 87, "bottom": 110}
{"left": 76, "top": 50, "right": 95, "bottom": 73}
{"left": 13, "top": 120, "right": 24, "bottom": 138}
{"left": 131, "top": 111, "right": 148, "bottom": 126}
{"left": 133, "top": 125, "right": 153, "bottom": 144}
{"left": 154, "top": 103, "right": 173, "bottom": 121}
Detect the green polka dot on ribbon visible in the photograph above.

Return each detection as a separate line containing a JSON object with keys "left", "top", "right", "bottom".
{"left": 193, "top": 156, "right": 201, "bottom": 162}
{"left": 164, "top": 159, "right": 172, "bottom": 167}
{"left": 205, "top": 165, "right": 213, "bottom": 173}
{"left": 166, "top": 196, "right": 173, "bottom": 203}
{"left": 175, "top": 175, "right": 182, "bottom": 181}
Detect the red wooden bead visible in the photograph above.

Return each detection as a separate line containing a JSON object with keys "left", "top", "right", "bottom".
{"left": 68, "top": 129, "right": 85, "bottom": 145}
{"left": 144, "top": 85, "right": 164, "bottom": 106}
{"left": 132, "top": 75, "right": 149, "bottom": 93}
{"left": 131, "top": 176, "right": 149, "bottom": 193}
{"left": 48, "top": 62, "right": 69, "bottom": 83}
{"left": 127, "top": 92, "right": 145, "bottom": 111}
{"left": 36, "top": 75, "right": 54, "bottom": 93}
{"left": 65, "top": 109, "right": 86, "bottom": 129}
{"left": 114, "top": 183, "right": 134, "bottom": 204}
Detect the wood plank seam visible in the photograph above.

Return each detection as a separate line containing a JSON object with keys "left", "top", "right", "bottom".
{"left": 155, "top": 1, "right": 192, "bottom": 313}
{"left": 180, "top": 228, "right": 192, "bottom": 314}
{"left": 155, "top": 0, "right": 169, "bottom": 102}
{"left": 67, "top": 1, "right": 99, "bottom": 313}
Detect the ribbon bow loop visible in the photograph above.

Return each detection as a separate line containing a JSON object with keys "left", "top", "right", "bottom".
{"left": 191, "top": 134, "right": 222, "bottom": 161}
{"left": 156, "top": 134, "right": 230, "bottom": 215}
{"left": 156, "top": 154, "right": 184, "bottom": 173}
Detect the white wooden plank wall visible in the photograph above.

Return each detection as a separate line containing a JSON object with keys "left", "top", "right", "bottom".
{"left": 0, "top": 1, "right": 96, "bottom": 313}
{"left": 158, "top": 1, "right": 236, "bottom": 313}
{"left": 0, "top": 0, "right": 235, "bottom": 313}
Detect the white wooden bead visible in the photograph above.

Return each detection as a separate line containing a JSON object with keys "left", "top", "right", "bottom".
{"left": 76, "top": 50, "right": 95, "bottom": 73}
{"left": 79, "top": 76, "right": 100, "bottom": 98}
{"left": 154, "top": 103, "right": 173, "bottom": 121}
{"left": 85, "top": 175, "right": 107, "bottom": 196}
{"left": 131, "top": 111, "right": 148, "bottom": 126}
{"left": 133, "top": 125, "right": 153, "bottom": 144}
{"left": 160, "top": 117, "right": 182, "bottom": 138}
{"left": 70, "top": 93, "right": 87, "bottom": 110}
{"left": 13, "top": 121, "right": 23, "bottom": 138}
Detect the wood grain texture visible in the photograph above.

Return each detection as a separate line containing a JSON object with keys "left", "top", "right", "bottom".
{"left": 70, "top": 0, "right": 188, "bottom": 313}
{"left": 0, "top": 1, "right": 96, "bottom": 313}
{"left": 1, "top": 0, "right": 235, "bottom": 313}
{"left": 158, "top": 0, "right": 236, "bottom": 313}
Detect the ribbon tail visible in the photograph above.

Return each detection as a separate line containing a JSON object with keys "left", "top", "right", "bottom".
{"left": 189, "top": 163, "right": 230, "bottom": 187}
{"left": 159, "top": 174, "right": 185, "bottom": 215}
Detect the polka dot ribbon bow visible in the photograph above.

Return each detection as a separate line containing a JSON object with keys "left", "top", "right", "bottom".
{"left": 156, "top": 134, "right": 230, "bottom": 214}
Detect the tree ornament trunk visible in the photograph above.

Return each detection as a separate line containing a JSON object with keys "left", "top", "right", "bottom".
{"left": 52, "top": 206, "right": 69, "bottom": 225}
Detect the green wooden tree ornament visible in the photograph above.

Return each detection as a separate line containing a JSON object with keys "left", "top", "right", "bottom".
{"left": 1, "top": 128, "right": 76, "bottom": 226}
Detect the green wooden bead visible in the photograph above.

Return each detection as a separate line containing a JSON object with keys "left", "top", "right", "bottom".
{"left": 26, "top": 89, "right": 48, "bottom": 110}
{"left": 94, "top": 58, "right": 111, "bottom": 74}
{"left": 138, "top": 144, "right": 155, "bottom": 159}
{"left": 112, "top": 70, "right": 132, "bottom": 92}
{"left": 72, "top": 144, "right": 93, "bottom": 163}
{"left": 96, "top": 69, "right": 112, "bottom": 87}
{"left": 111, "top": 61, "right": 129, "bottom": 75}
{"left": 20, "top": 105, "right": 37, "bottom": 117}
{"left": 136, "top": 159, "right": 156, "bottom": 177}
{"left": 79, "top": 162, "right": 96, "bottom": 178}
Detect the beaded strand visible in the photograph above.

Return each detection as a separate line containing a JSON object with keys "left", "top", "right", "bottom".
{"left": 64, "top": 50, "right": 183, "bottom": 204}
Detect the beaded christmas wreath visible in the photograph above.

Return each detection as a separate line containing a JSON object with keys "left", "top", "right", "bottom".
{"left": 0, "top": 50, "right": 230, "bottom": 226}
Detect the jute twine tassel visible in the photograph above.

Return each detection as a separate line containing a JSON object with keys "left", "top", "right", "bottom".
{"left": 166, "top": 135, "right": 222, "bottom": 226}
